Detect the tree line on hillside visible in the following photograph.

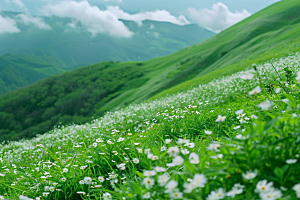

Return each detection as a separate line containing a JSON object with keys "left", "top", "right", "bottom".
{"left": 0, "top": 61, "right": 144, "bottom": 141}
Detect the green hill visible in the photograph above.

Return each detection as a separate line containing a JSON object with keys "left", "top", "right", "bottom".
{"left": 0, "top": 54, "right": 67, "bottom": 94}
{"left": 1, "top": 0, "right": 300, "bottom": 142}
{"left": 0, "top": 12, "right": 214, "bottom": 95}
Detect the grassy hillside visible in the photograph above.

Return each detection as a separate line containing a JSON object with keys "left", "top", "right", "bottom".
{"left": 1, "top": 0, "right": 300, "bottom": 142}
{"left": 0, "top": 52, "right": 299, "bottom": 200}
{"left": 150, "top": 0, "right": 300, "bottom": 99}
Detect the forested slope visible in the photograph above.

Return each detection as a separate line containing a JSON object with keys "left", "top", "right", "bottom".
{"left": 0, "top": 61, "right": 144, "bottom": 141}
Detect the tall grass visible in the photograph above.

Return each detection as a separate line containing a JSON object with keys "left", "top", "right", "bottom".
{"left": 0, "top": 52, "right": 300, "bottom": 200}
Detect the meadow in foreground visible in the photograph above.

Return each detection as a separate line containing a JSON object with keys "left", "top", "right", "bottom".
{"left": 1, "top": 53, "right": 300, "bottom": 200}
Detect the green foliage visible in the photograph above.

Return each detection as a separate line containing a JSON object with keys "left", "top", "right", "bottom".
{"left": 0, "top": 62, "right": 144, "bottom": 141}
{"left": 1, "top": 53, "right": 300, "bottom": 200}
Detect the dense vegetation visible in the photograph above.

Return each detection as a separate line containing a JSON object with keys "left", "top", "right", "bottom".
{"left": 0, "top": 52, "right": 300, "bottom": 200}
{"left": 0, "top": 54, "right": 67, "bottom": 94}
{"left": 1, "top": 0, "right": 300, "bottom": 145}
{"left": 0, "top": 12, "right": 214, "bottom": 95}
{"left": 0, "top": 61, "right": 144, "bottom": 141}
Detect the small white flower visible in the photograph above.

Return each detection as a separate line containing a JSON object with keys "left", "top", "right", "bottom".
{"left": 79, "top": 180, "right": 84, "bottom": 184}
{"left": 103, "top": 192, "right": 112, "bottom": 199}
{"left": 143, "top": 170, "right": 156, "bottom": 177}
{"left": 256, "top": 180, "right": 273, "bottom": 193}
{"left": 189, "top": 153, "right": 199, "bottom": 164}
{"left": 98, "top": 176, "right": 105, "bottom": 182}
{"left": 154, "top": 166, "right": 166, "bottom": 172}
{"left": 165, "top": 180, "right": 178, "bottom": 193}
{"left": 192, "top": 173, "right": 207, "bottom": 188}
{"left": 251, "top": 114, "right": 258, "bottom": 119}
{"left": 133, "top": 158, "right": 139, "bottom": 164}
{"left": 143, "top": 177, "right": 154, "bottom": 189}
{"left": 293, "top": 183, "right": 300, "bottom": 192}
{"left": 249, "top": 86, "right": 261, "bottom": 95}
{"left": 209, "top": 188, "right": 226, "bottom": 199}
{"left": 185, "top": 143, "right": 195, "bottom": 148}
{"left": 84, "top": 177, "right": 92, "bottom": 184}
{"left": 184, "top": 181, "right": 197, "bottom": 193}
{"left": 257, "top": 99, "right": 272, "bottom": 110}
{"left": 286, "top": 159, "right": 297, "bottom": 164}
{"left": 240, "top": 74, "right": 254, "bottom": 80}
{"left": 207, "top": 143, "right": 221, "bottom": 151}
{"left": 96, "top": 138, "right": 103, "bottom": 142}
{"left": 216, "top": 115, "right": 226, "bottom": 122}
{"left": 235, "top": 109, "right": 244, "bottom": 115}
{"left": 147, "top": 153, "right": 154, "bottom": 159}
{"left": 181, "top": 149, "right": 189, "bottom": 155}
{"left": 227, "top": 187, "right": 243, "bottom": 198}
{"left": 169, "top": 189, "right": 183, "bottom": 199}
{"left": 142, "top": 192, "right": 151, "bottom": 199}
{"left": 259, "top": 188, "right": 282, "bottom": 200}
{"left": 242, "top": 170, "right": 257, "bottom": 180}
{"left": 144, "top": 148, "right": 150, "bottom": 154}
{"left": 152, "top": 155, "right": 159, "bottom": 160}
{"left": 275, "top": 88, "right": 281, "bottom": 93}
{"left": 42, "top": 193, "right": 49, "bottom": 197}
{"left": 172, "top": 156, "right": 184, "bottom": 166}
{"left": 167, "top": 146, "right": 180, "bottom": 157}
{"left": 49, "top": 186, "right": 55, "bottom": 192}
{"left": 161, "top": 146, "right": 167, "bottom": 151}
{"left": 165, "top": 139, "right": 172, "bottom": 144}
{"left": 204, "top": 130, "right": 212, "bottom": 135}
{"left": 62, "top": 168, "right": 68, "bottom": 173}
{"left": 157, "top": 173, "right": 169, "bottom": 186}
{"left": 117, "top": 163, "right": 126, "bottom": 169}
{"left": 177, "top": 138, "right": 190, "bottom": 144}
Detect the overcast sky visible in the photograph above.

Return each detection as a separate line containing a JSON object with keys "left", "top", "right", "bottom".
{"left": 0, "top": 0, "right": 281, "bottom": 36}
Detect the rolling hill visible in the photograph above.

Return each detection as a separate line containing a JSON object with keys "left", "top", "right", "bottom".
{"left": 1, "top": 0, "right": 300, "bottom": 142}
{"left": 0, "top": 11, "right": 214, "bottom": 95}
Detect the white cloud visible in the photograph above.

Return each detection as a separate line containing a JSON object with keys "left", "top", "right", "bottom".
{"left": 16, "top": 14, "right": 51, "bottom": 30}
{"left": 11, "top": 0, "right": 25, "bottom": 8}
{"left": 43, "top": 1, "right": 133, "bottom": 38}
{"left": 107, "top": 6, "right": 190, "bottom": 26}
{"left": 187, "top": 2, "right": 251, "bottom": 33}
{"left": 8, "top": 0, "right": 29, "bottom": 13}
{"left": 0, "top": 14, "right": 20, "bottom": 34}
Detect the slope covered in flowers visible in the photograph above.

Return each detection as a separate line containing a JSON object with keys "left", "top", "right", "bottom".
{"left": 0, "top": 53, "right": 300, "bottom": 199}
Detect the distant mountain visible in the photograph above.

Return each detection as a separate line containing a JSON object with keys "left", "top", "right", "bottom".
{"left": 2, "top": 0, "right": 300, "bottom": 142}
{"left": 0, "top": 11, "right": 214, "bottom": 95}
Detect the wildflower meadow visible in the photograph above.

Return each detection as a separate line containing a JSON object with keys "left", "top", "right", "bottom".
{"left": 1, "top": 52, "right": 300, "bottom": 200}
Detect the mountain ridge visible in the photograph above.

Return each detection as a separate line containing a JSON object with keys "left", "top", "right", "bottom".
{"left": 0, "top": 11, "right": 214, "bottom": 95}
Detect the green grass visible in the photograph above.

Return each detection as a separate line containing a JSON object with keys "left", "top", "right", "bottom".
{"left": 0, "top": 52, "right": 300, "bottom": 200}
{"left": 1, "top": 0, "right": 300, "bottom": 142}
